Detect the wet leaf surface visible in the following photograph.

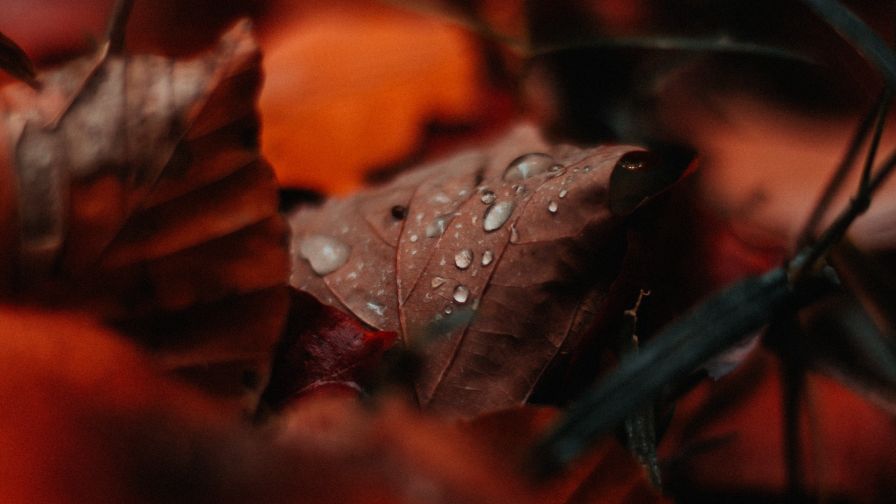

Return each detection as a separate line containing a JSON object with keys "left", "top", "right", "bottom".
{"left": 288, "top": 123, "right": 659, "bottom": 416}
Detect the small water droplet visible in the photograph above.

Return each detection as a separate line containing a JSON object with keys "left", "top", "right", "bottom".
{"left": 559, "top": 189, "right": 568, "bottom": 199}
{"left": 409, "top": 234, "right": 419, "bottom": 243}
{"left": 481, "top": 250, "right": 494, "bottom": 266}
{"left": 480, "top": 190, "right": 496, "bottom": 205}
{"left": 444, "top": 305, "right": 454, "bottom": 315}
{"left": 431, "top": 192, "right": 451, "bottom": 204}
{"left": 455, "top": 249, "right": 473, "bottom": 269}
{"left": 299, "top": 235, "right": 351, "bottom": 275}
{"left": 453, "top": 285, "right": 470, "bottom": 304}
{"left": 366, "top": 301, "right": 386, "bottom": 317}
{"left": 548, "top": 164, "right": 566, "bottom": 178}
{"left": 425, "top": 216, "right": 449, "bottom": 238}
{"left": 510, "top": 224, "right": 520, "bottom": 243}
{"left": 431, "top": 276, "right": 447, "bottom": 288}
{"left": 583, "top": 165, "right": 593, "bottom": 173}
{"left": 483, "top": 201, "right": 514, "bottom": 232}
{"left": 458, "top": 189, "right": 469, "bottom": 198}
{"left": 548, "top": 201, "right": 559, "bottom": 214}
{"left": 504, "top": 152, "right": 555, "bottom": 181}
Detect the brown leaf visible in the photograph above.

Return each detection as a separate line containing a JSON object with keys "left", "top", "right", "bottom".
{"left": 0, "top": 21, "right": 289, "bottom": 416}
{"left": 289, "top": 123, "right": 654, "bottom": 416}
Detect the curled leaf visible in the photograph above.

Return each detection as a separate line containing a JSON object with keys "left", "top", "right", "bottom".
{"left": 0, "top": 21, "right": 289, "bottom": 416}
{"left": 289, "top": 123, "right": 668, "bottom": 416}
{"left": 608, "top": 148, "right": 695, "bottom": 216}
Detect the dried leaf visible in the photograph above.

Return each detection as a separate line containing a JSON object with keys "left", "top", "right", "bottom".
{"left": 262, "top": 288, "right": 397, "bottom": 409}
{"left": 288, "top": 123, "right": 679, "bottom": 416}
{"left": 0, "top": 21, "right": 289, "bottom": 416}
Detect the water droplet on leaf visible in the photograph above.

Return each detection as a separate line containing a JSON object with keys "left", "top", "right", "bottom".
{"left": 453, "top": 285, "right": 470, "bottom": 304}
{"left": 426, "top": 216, "right": 449, "bottom": 238}
{"left": 431, "top": 276, "right": 447, "bottom": 288}
{"left": 483, "top": 201, "right": 514, "bottom": 232}
{"left": 548, "top": 201, "right": 559, "bottom": 214}
{"left": 366, "top": 301, "right": 386, "bottom": 317}
{"left": 299, "top": 235, "right": 351, "bottom": 275}
{"left": 503, "top": 152, "right": 555, "bottom": 181}
{"left": 455, "top": 249, "right": 473, "bottom": 269}
{"left": 559, "top": 189, "right": 568, "bottom": 199}
{"left": 481, "top": 250, "right": 494, "bottom": 266}
{"left": 480, "top": 190, "right": 496, "bottom": 205}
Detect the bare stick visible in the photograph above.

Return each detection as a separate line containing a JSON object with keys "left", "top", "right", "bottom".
{"left": 798, "top": 91, "right": 886, "bottom": 247}
{"left": 104, "top": 0, "right": 135, "bottom": 54}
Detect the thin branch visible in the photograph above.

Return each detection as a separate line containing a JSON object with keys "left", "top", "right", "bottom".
{"left": 104, "top": 0, "right": 135, "bottom": 54}
{"left": 859, "top": 90, "right": 891, "bottom": 192}
{"left": 798, "top": 91, "right": 885, "bottom": 247}
{"left": 800, "top": 0, "right": 896, "bottom": 85}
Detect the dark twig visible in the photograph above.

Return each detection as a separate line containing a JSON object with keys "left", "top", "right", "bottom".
{"left": 531, "top": 268, "right": 838, "bottom": 476}
{"left": 104, "top": 0, "right": 135, "bottom": 54}
{"left": 798, "top": 91, "right": 887, "bottom": 247}
{"left": 619, "top": 290, "right": 661, "bottom": 489}
{"left": 800, "top": 0, "right": 896, "bottom": 84}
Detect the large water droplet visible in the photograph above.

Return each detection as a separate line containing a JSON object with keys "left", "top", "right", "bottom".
{"left": 548, "top": 201, "right": 559, "bottom": 214}
{"left": 504, "top": 152, "right": 555, "bottom": 181}
{"left": 431, "top": 276, "right": 447, "bottom": 288}
{"left": 453, "top": 285, "right": 470, "bottom": 304}
{"left": 483, "top": 201, "right": 514, "bottom": 232}
{"left": 480, "top": 190, "right": 496, "bottom": 205}
{"left": 299, "top": 235, "right": 350, "bottom": 275}
{"left": 455, "top": 249, "right": 473, "bottom": 269}
{"left": 481, "top": 250, "right": 494, "bottom": 266}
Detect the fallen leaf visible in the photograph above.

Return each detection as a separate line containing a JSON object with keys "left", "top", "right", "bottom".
{"left": 461, "top": 406, "right": 670, "bottom": 503}
{"left": 0, "top": 21, "right": 289, "bottom": 416}
{"left": 289, "top": 123, "right": 671, "bottom": 416}
{"left": 660, "top": 347, "right": 896, "bottom": 502}
{"left": 260, "top": 2, "right": 485, "bottom": 193}
{"left": 262, "top": 288, "right": 397, "bottom": 409}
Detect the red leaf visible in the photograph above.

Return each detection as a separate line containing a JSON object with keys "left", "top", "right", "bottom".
{"left": 661, "top": 348, "right": 896, "bottom": 501}
{"left": 263, "top": 288, "right": 397, "bottom": 408}
{"left": 462, "top": 406, "right": 671, "bottom": 503}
